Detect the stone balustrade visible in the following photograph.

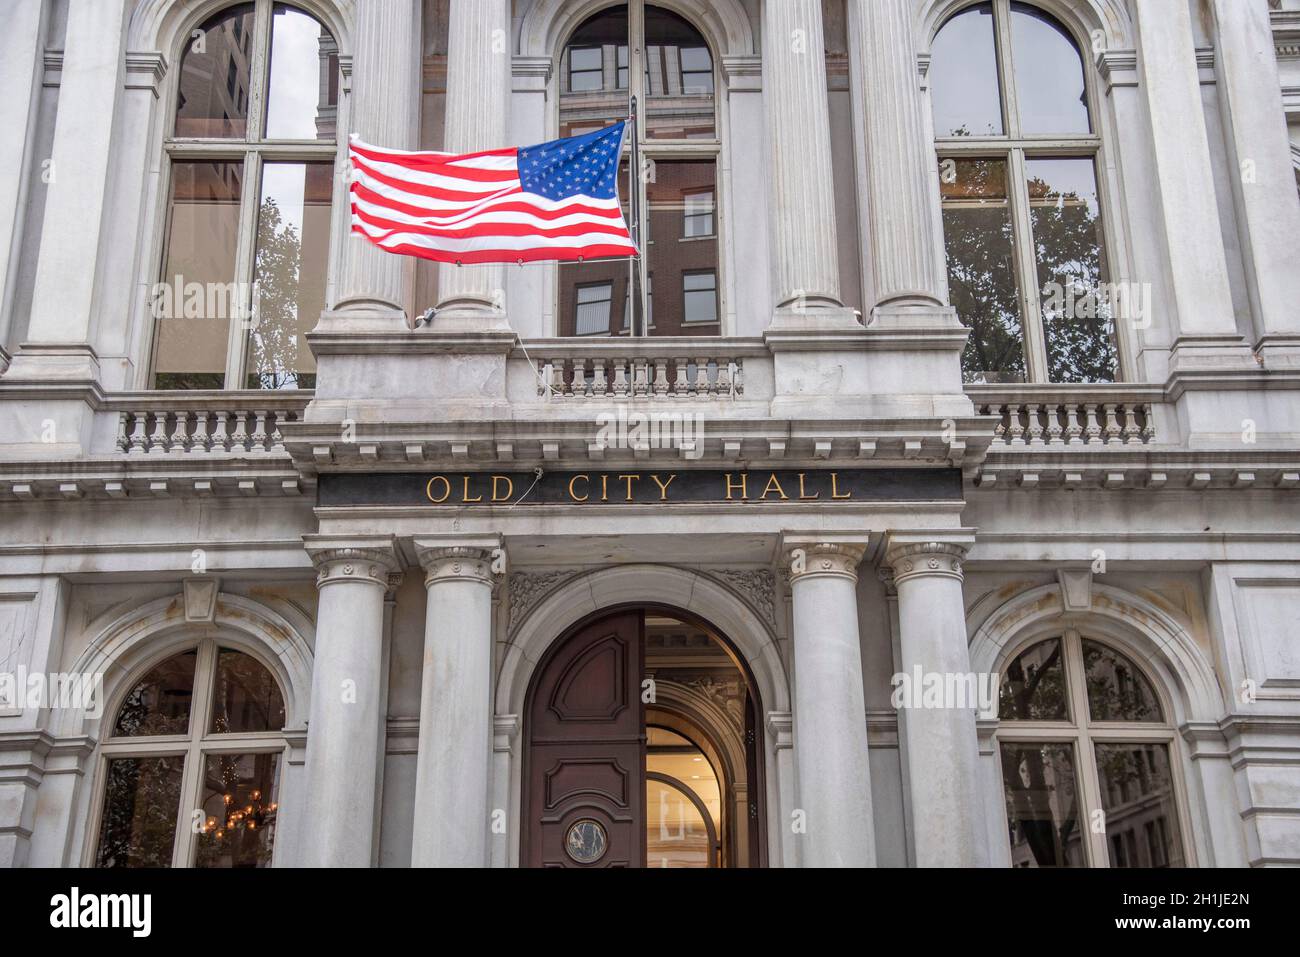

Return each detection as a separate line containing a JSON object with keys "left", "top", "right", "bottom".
{"left": 969, "top": 386, "right": 1163, "bottom": 448}
{"left": 109, "top": 393, "right": 311, "bottom": 455}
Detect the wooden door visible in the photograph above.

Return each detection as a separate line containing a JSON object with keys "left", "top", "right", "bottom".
{"left": 524, "top": 610, "right": 645, "bottom": 867}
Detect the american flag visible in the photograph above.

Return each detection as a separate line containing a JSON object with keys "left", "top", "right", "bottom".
{"left": 348, "top": 122, "right": 638, "bottom": 266}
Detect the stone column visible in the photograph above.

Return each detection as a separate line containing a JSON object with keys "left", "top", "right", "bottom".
{"left": 784, "top": 540, "right": 875, "bottom": 867}
{"left": 6, "top": 0, "right": 128, "bottom": 380}
{"left": 1210, "top": 0, "right": 1300, "bottom": 367}
{"left": 0, "top": 0, "right": 47, "bottom": 348}
{"left": 884, "top": 535, "right": 983, "bottom": 867}
{"left": 410, "top": 540, "right": 501, "bottom": 867}
{"left": 846, "top": 0, "right": 954, "bottom": 323}
{"left": 332, "top": 0, "right": 420, "bottom": 321}
{"left": 433, "top": 0, "right": 511, "bottom": 330}
{"left": 1132, "top": 0, "right": 1251, "bottom": 371}
{"left": 762, "top": 0, "right": 855, "bottom": 326}
{"left": 300, "top": 538, "right": 400, "bottom": 868}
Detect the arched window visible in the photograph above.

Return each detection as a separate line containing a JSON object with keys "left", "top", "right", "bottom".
{"left": 931, "top": 2, "right": 1118, "bottom": 384}
{"left": 557, "top": 2, "right": 721, "bottom": 338}
{"left": 151, "top": 2, "right": 339, "bottom": 391}
{"left": 92, "top": 642, "right": 287, "bottom": 868}
{"left": 996, "top": 632, "right": 1188, "bottom": 867}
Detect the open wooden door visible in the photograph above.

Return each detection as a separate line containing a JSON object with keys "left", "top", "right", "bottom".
{"left": 524, "top": 610, "right": 645, "bottom": 867}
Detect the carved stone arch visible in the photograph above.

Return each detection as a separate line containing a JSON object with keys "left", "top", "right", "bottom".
{"left": 968, "top": 582, "right": 1223, "bottom": 725}
{"left": 128, "top": 0, "right": 353, "bottom": 58}
{"left": 59, "top": 591, "right": 314, "bottom": 738}
{"left": 919, "top": 0, "right": 1132, "bottom": 55}
{"left": 518, "top": 0, "right": 756, "bottom": 60}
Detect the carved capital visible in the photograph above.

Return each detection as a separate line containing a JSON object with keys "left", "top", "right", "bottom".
{"left": 417, "top": 544, "right": 499, "bottom": 588}
{"left": 885, "top": 541, "right": 968, "bottom": 585}
{"left": 785, "top": 542, "right": 867, "bottom": 584}
{"left": 307, "top": 540, "right": 402, "bottom": 589}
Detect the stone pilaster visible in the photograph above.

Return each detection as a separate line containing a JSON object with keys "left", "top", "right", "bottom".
{"left": 762, "top": 0, "right": 855, "bottom": 327}
{"left": 331, "top": 0, "right": 421, "bottom": 322}
{"left": 299, "top": 537, "right": 401, "bottom": 867}
{"left": 1210, "top": 0, "right": 1300, "bottom": 367}
{"left": 1133, "top": 0, "right": 1252, "bottom": 371}
{"left": 410, "top": 538, "right": 503, "bottom": 867}
{"left": 884, "top": 533, "right": 984, "bottom": 867}
{"left": 782, "top": 537, "right": 876, "bottom": 867}
{"left": 433, "top": 0, "right": 511, "bottom": 331}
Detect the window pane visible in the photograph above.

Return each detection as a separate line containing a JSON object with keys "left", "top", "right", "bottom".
{"left": 210, "top": 649, "right": 286, "bottom": 734}
{"left": 646, "top": 779, "right": 712, "bottom": 867}
{"left": 1000, "top": 742, "right": 1085, "bottom": 867}
{"left": 95, "top": 756, "right": 185, "bottom": 868}
{"left": 644, "top": 6, "right": 715, "bottom": 139}
{"left": 931, "top": 3, "right": 1003, "bottom": 137}
{"left": 113, "top": 651, "right": 197, "bottom": 737}
{"left": 683, "top": 271, "right": 718, "bottom": 324}
{"left": 1010, "top": 3, "right": 1091, "bottom": 135}
{"left": 940, "top": 157, "right": 1024, "bottom": 383}
{"left": 1094, "top": 744, "right": 1185, "bottom": 867}
{"left": 647, "top": 160, "right": 719, "bottom": 336}
{"left": 153, "top": 162, "right": 244, "bottom": 389}
{"left": 558, "top": 161, "right": 632, "bottom": 336}
{"left": 246, "top": 162, "right": 332, "bottom": 389}
{"left": 175, "top": 4, "right": 255, "bottom": 138}
{"left": 1026, "top": 158, "right": 1117, "bottom": 383}
{"left": 560, "top": 8, "right": 629, "bottom": 138}
{"left": 264, "top": 5, "right": 339, "bottom": 140}
{"left": 196, "top": 752, "right": 281, "bottom": 868}
{"left": 1082, "top": 640, "right": 1163, "bottom": 722}
{"left": 999, "top": 638, "right": 1069, "bottom": 720}
{"left": 575, "top": 282, "right": 614, "bottom": 336}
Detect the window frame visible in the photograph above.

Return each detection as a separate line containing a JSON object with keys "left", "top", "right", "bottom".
{"left": 995, "top": 628, "right": 1194, "bottom": 868}
{"left": 85, "top": 638, "right": 288, "bottom": 868}
{"left": 150, "top": 0, "right": 339, "bottom": 391}
{"left": 555, "top": 1, "right": 724, "bottom": 338}
{"left": 680, "top": 268, "right": 719, "bottom": 326}
{"left": 934, "top": 0, "right": 1120, "bottom": 384}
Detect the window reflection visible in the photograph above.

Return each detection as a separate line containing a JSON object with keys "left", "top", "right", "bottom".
{"left": 113, "top": 651, "right": 197, "bottom": 737}
{"left": 999, "top": 638, "right": 1068, "bottom": 720}
{"left": 265, "top": 4, "right": 339, "bottom": 140}
{"left": 1082, "top": 640, "right": 1162, "bottom": 723}
{"left": 1010, "top": 2, "right": 1091, "bottom": 135}
{"left": 1095, "top": 744, "right": 1184, "bottom": 867}
{"left": 196, "top": 752, "right": 281, "bottom": 867}
{"left": 1001, "top": 743, "right": 1085, "bottom": 867}
{"left": 175, "top": 5, "right": 256, "bottom": 138}
{"left": 931, "top": 3, "right": 1003, "bottom": 137}
{"left": 95, "top": 757, "right": 186, "bottom": 868}
{"left": 209, "top": 649, "right": 286, "bottom": 733}
{"left": 643, "top": 6, "right": 715, "bottom": 140}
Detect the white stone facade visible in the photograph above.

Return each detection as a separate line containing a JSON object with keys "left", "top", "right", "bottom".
{"left": 0, "top": 0, "right": 1297, "bottom": 868}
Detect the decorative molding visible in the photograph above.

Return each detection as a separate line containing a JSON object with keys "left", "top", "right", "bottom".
{"left": 1057, "top": 568, "right": 1092, "bottom": 612}
{"left": 507, "top": 567, "right": 583, "bottom": 633}
{"left": 182, "top": 577, "right": 218, "bottom": 623}
{"left": 306, "top": 539, "right": 401, "bottom": 589}
{"left": 785, "top": 542, "right": 867, "bottom": 584}
{"left": 707, "top": 567, "right": 776, "bottom": 628}
{"left": 885, "top": 541, "right": 967, "bottom": 585}
{"left": 417, "top": 545, "right": 498, "bottom": 587}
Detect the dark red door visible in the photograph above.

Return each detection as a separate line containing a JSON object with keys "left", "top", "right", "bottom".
{"left": 525, "top": 610, "right": 645, "bottom": 867}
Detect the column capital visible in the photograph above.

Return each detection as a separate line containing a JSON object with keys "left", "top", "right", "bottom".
{"left": 414, "top": 536, "right": 504, "bottom": 588}
{"left": 884, "top": 537, "right": 970, "bottom": 585}
{"left": 305, "top": 536, "right": 402, "bottom": 589}
{"left": 781, "top": 540, "right": 867, "bottom": 583}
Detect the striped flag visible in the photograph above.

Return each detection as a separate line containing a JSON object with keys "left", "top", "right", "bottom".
{"left": 348, "top": 122, "right": 638, "bottom": 266}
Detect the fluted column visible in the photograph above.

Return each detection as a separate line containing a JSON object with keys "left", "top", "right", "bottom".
{"left": 1210, "top": 0, "right": 1300, "bottom": 365}
{"left": 333, "top": 0, "right": 420, "bottom": 319}
{"left": 762, "top": 0, "right": 853, "bottom": 325}
{"left": 433, "top": 0, "right": 511, "bottom": 330}
{"left": 784, "top": 539, "right": 876, "bottom": 867}
{"left": 847, "top": 0, "right": 948, "bottom": 315}
{"left": 411, "top": 539, "right": 502, "bottom": 867}
{"left": 1133, "top": 0, "right": 1251, "bottom": 370}
{"left": 884, "top": 535, "right": 983, "bottom": 867}
{"left": 300, "top": 538, "right": 401, "bottom": 867}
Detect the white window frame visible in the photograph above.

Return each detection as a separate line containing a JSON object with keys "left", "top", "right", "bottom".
{"left": 934, "top": 0, "right": 1118, "bottom": 384}
{"left": 994, "top": 629, "right": 1194, "bottom": 868}
{"left": 84, "top": 639, "right": 288, "bottom": 868}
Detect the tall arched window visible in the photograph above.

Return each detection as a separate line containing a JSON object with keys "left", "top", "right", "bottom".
{"left": 931, "top": 2, "right": 1118, "bottom": 384}
{"left": 996, "top": 632, "right": 1188, "bottom": 867}
{"left": 151, "top": 2, "right": 339, "bottom": 390}
{"left": 557, "top": 2, "right": 721, "bottom": 338}
{"left": 91, "top": 642, "right": 287, "bottom": 868}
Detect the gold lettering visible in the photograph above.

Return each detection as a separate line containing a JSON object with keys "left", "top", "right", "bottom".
{"left": 600, "top": 474, "right": 609, "bottom": 502}
{"left": 426, "top": 476, "right": 451, "bottom": 504}
{"left": 491, "top": 475, "right": 514, "bottom": 503}
{"left": 618, "top": 474, "right": 640, "bottom": 502}
{"left": 830, "top": 472, "right": 851, "bottom": 500}
{"left": 725, "top": 473, "right": 748, "bottom": 501}
{"left": 761, "top": 473, "right": 789, "bottom": 501}
{"left": 462, "top": 475, "right": 483, "bottom": 503}
{"left": 569, "top": 474, "right": 590, "bottom": 503}
{"left": 797, "top": 473, "right": 820, "bottom": 500}
{"left": 650, "top": 474, "right": 676, "bottom": 501}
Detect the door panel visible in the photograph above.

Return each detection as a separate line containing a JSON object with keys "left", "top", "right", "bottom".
{"left": 525, "top": 610, "right": 645, "bottom": 867}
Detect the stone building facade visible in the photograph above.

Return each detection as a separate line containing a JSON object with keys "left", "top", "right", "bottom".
{"left": 0, "top": 0, "right": 1298, "bottom": 868}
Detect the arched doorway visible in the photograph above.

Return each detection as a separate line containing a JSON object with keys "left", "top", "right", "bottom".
{"left": 521, "top": 606, "right": 766, "bottom": 867}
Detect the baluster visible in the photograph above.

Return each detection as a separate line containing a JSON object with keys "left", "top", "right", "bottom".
{"left": 1064, "top": 404, "right": 1083, "bottom": 445}
{"left": 653, "top": 358, "right": 670, "bottom": 396}
{"left": 250, "top": 411, "right": 269, "bottom": 452}
{"left": 591, "top": 359, "right": 607, "bottom": 397}
{"left": 716, "top": 358, "right": 732, "bottom": 397}
{"left": 1083, "top": 404, "right": 1102, "bottom": 444}
{"left": 572, "top": 360, "right": 588, "bottom": 398}
{"left": 733, "top": 358, "right": 744, "bottom": 396}
{"left": 613, "top": 360, "right": 628, "bottom": 396}
{"left": 128, "top": 412, "right": 148, "bottom": 454}
{"left": 1140, "top": 405, "right": 1156, "bottom": 444}
{"left": 148, "top": 412, "right": 169, "bottom": 454}
{"left": 115, "top": 412, "right": 130, "bottom": 452}
{"left": 170, "top": 410, "right": 190, "bottom": 452}
{"left": 696, "top": 356, "right": 712, "bottom": 397}
{"left": 1006, "top": 403, "right": 1025, "bottom": 445}
{"left": 549, "top": 358, "right": 566, "bottom": 398}
{"left": 270, "top": 412, "right": 286, "bottom": 453}
{"left": 230, "top": 412, "right": 250, "bottom": 452}
{"left": 211, "top": 411, "right": 230, "bottom": 453}
{"left": 1044, "top": 403, "right": 1064, "bottom": 446}
{"left": 635, "top": 358, "right": 650, "bottom": 397}
{"left": 190, "top": 410, "right": 211, "bottom": 452}
{"left": 986, "top": 405, "right": 1005, "bottom": 444}
{"left": 537, "top": 359, "right": 549, "bottom": 398}
{"left": 1103, "top": 403, "right": 1123, "bottom": 445}
{"left": 674, "top": 357, "right": 689, "bottom": 397}
{"left": 1025, "top": 403, "right": 1044, "bottom": 445}
{"left": 1121, "top": 405, "right": 1142, "bottom": 445}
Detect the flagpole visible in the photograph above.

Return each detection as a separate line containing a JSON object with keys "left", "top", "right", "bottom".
{"left": 628, "top": 96, "right": 644, "bottom": 337}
